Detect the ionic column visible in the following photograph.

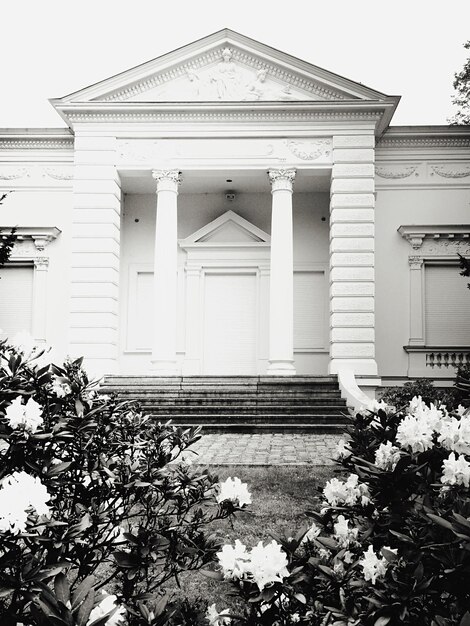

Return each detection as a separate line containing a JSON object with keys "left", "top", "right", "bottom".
{"left": 150, "top": 169, "right": 181, "bottom": 374}
{"left": 267, "top": 168, "right": 296, "bottom": 376}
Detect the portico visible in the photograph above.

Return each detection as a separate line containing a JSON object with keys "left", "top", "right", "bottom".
{"left": 46, "top": 28, "right": 400, "bottom": 389}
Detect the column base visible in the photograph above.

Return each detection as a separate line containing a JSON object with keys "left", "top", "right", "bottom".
{"left": 266, "top": 360, "right": 296, "bottom": 376}
{"left": 329, "top": 358, "right": 378, "bottom": 376}
{"left": 150, "top": 359, "right": 179, "bottom": 376}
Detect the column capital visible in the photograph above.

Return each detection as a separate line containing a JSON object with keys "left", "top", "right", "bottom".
{"left": 268, "top": 168, "right": 296, "bottom": 193}
{"left": 152, "top": 169, "right": 182, "bottom": 193}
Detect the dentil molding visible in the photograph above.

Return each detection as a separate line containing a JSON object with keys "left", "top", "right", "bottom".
{"left": 398, "top": 225, "right": 470, "bottom": 254}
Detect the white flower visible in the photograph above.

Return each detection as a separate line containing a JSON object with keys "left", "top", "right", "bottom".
{"left": 216, "top": 477, "right": 252, "bottom": 508}
{"left": 334, "top": 438, "right": 352, "bottom": 460}
{"left": 456, "top": 405, "right": 468, "bottom": 417}
{"left": 0, "top": 471, "right": 51, "bottom": 534}
{"left": 323, "top": 474, "right": 370, "bottom": 507}
{"left": 441, "top": 452, "right": 470, "bottom": 488}
{"left": 366, "top": 399, "right": 391, "bottom": 413}
{"left": 87, "top": 593, "right": 126, "bottom": 626}
{"left": 333, "top": 515, "right": 359, "bottom": 547}
{"left": 51, "top": 378, "right": 72, "bottom": 398}
{"left": 217, "top": 539, "right": 289, "bottom": 591}
{"left": 217, "top": 539, "right": 250, "bottom": 580}
{"left": 300, "top": 522, "right": 321, "bottom": 545}
{"left": 359, "top": 545, "right": 389, "bottom": 584}
{"left": 249, "top": 540, "right": 289, "bottom": 591}
{"left": 0, "top": 439, "right": 9, "bottom": 454}
{"left": 438, "top": 415, "right": 470, "bottom": 456}
{"left": 396, "top": 412, "right": 434, "bottom": 453}
{"left": 206, "top": 603, "right": 231, "bottom": 625}
{"left": 374, "top": 441, "right": 401, "bottom": 471}
{"left": 5, "top": 396, "right": 43, "bottom": 433}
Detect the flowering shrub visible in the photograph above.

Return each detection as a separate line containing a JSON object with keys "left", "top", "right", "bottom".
{"left": 207, "top": 394, "right": 470, "bottom": 625}
{"left": 0, "top": 334, "right": 251, "bottom": 625}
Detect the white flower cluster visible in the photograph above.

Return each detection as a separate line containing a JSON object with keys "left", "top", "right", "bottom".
{"left": 206, "top": 603, "right": 231, "bottom": 625}
{"left": 395, "top": 397, "right": 441, "bottom": 453}
{"left": 365, "top": 399, "right": 393, "bottom": 414}
{"left": 216, "top": 477, "right": 252, "bottom": 508}
{"left": 359, "top": 545, "right": 396, "bottom": 585}
{"left": 0, "top": 471, "right": 51, "bottom": 534}
{"left": 217, "top": 539, "right": 289, "bottom": 591}
{"left": 334, "top": 438, "right": 352, "bottom": 460}
{"left": 5, "top": 396, "right": 43, "bottom": 433}
{"left": 438, "top": 413, "right": 470, "bottom": 456}
{"left": 323, "top": 474, "right": 370, "bottom": 507}
{"left": 441, "top": 452, "right": 470, "bottom": 488}
{"left": 86, "top": 593, "right": 126, "bottom": 626}
{"left": 374, "top": 441, "right": 401, "bottom": 472}
{"left": 333, "top": 515, "right": 359, "bottom": 547}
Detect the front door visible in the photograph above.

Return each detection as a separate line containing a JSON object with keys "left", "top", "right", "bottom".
{"left": 202, "top": 272, "right": 257, "bottom": 374}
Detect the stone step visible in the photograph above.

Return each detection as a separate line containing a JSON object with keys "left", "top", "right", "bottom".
{"left": 149, "top": 413, "right": 348, "bottom": 424}
{"left": 108, "top": 394, "right": 343, "bottom": 404}
{"left": 142, "top": 404, "right": 347, "bottom": 415}
{"left": 170, "top": 423, "right": 346, "bottom": 434}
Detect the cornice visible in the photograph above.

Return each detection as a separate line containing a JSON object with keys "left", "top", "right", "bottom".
{"left": 378, "top": 126, "right": 470, "bottom": 149}
{"left": 51, "top": 100, "right": 393, "bottom": 129}
{"left": 398, "top": 224, "right": 470, "bottom": 249}
{"left": 0, "top": 131, "right": 74, "bottom": 150}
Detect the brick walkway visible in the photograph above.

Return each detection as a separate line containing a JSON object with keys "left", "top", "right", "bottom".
{"left": 180, "top": 433, "right": 343, "bottom": 465}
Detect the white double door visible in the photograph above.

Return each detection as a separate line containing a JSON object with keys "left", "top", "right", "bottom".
{"left": 202, "top": 271, "right": 258, "bottom": 375}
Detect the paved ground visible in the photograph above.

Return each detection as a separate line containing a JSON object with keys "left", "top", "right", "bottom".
{"left": 180, "top": 433, "right": 343, "bottom": 465}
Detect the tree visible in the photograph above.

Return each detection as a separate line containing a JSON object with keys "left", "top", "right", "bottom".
{"left": 459, "top": 253, "right": 470, "bottom": 289}
{"left": 450, "top": 40, "right": 470, "bottom": 124}
{"left": 0, "top": 193, "right": 16, "bottom": 269}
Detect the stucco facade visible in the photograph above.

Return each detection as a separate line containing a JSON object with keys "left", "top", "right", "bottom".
{"left": 0, "top": 30, "right": 469, "bottom": 398}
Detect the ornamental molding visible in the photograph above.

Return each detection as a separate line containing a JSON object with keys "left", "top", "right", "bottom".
{"left": 1, "top": 226, "right": 61, "bottom": 264}
{"left": 101, "top": 46, "right": 349, "bottom": 103}
{"left": 378, "top": 136, "right": 470, "bottom": 149}
{"left": 179, "top": 209, "right": 270, "bottom": 248}
{"left": 63, "top": 109, "right": 383, "bottom": 124}
{"left": 0, "top": 138, "right": 74, "bottom": 150}
{"left": 398, "top": 225, "right": 470, "bottom": 253}
{"left": 0, "top": 168, "right": 29, "bottom": 180}
{"left": 268, "top": 168, "right": 296, "bottom": 192}
{"left": 375, "top": 165, "right": 418, "bottom": 179}
{"left": 408, "top": 256, "right": 424, "bottom": 268}
{"left": 430, "top": 164, "right": 470, "bottom": 178}
{"left": 285, "top": 139, "right": 332, "bottom": 160}
{"left": 43, "top": 167, "right": 73, "bottom": 180}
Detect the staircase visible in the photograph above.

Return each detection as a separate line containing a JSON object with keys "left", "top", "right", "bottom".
{"left": 100, "top": 375, "right": 349, "bottom": 433}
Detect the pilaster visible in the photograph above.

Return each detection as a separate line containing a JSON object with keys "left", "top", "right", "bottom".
{"left": 329, "top": 134, "right": 378, "bottom": 376}
{"left": 70, "top": 135, "right": 121, "bottom": 375}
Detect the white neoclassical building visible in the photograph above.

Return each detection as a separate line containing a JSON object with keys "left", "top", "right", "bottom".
{"left": 1, "top": 29, "right": 469, "bottom": 401}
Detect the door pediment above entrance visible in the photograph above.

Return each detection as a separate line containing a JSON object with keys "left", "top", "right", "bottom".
{"left": 179, "top": 210, "right": 270, "bottom": 248}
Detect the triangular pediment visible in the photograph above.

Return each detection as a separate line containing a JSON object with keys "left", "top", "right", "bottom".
{"left": 56, "top": 29, "right": 389, "bottom": 104}
{"left": 179, "top": 211, "right": 270, "bottom": 247}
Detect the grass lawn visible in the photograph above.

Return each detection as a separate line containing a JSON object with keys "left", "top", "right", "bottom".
{"left": 172, "top": 464, "right": 337, "bottom": 605}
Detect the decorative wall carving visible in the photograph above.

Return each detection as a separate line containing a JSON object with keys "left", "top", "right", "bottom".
{"left": 430, "top": 164, "right": 470, "bottom": 178}
{"left": 43, "top": 167, "right": 73, "bottom": 180}
{"left": 285, "top": 139, "right": 332, "bottom": 160}
{"left": 102, "top": 46, "right": 348, "bottom": 103}
{"left": 375, "top": 165, "right": 418, "bottom": 179}
{"left": 0, "top": 168, "right": 29, "bottom": 180}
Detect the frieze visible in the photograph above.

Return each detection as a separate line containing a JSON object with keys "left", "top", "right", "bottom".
{"left": 102, "top": 46, "right": 348, "bottom": 103}
{"left": 0, "top": 168, "right": 29, "bottom": 180}
{"left": 378, "top": 136, "right": 470, "bottom": 149}
{"left": 43, "top": 167, "right": 73, "bottom": 181}
{"left": 285, "top": 139, "right": 331, "bottom": 160}
{"left": 375, "top": 165, "right": 418, "bottom": 179}
{"left": 430, "top": 164, "right": 470, "bottom": 179}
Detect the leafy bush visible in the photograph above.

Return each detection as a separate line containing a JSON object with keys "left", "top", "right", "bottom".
{"left": 0, "top": 334, "right": 247, "bottom": 626}
{"left": 381, "top": 378, "right": 458, "bottom": 411}
{"left": 206, "top": 395, "right": 470, "bottom": 625}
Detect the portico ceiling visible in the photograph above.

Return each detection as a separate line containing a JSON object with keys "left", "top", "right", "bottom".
{"left": 119, "top": 168, "right": 331, "bottom": 194}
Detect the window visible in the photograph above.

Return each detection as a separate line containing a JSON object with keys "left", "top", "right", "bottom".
{"left": 293, "top": 270, "right": 326, "bottom": 351}
{"left": 0, "top": 264, "right": 34, "bottom": 340}
{"left": 425, "top": 264, "right": 470, "bottom": 346}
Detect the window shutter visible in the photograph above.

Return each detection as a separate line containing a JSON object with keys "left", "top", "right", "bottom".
{"left": 0, "top": 265, "right": 34, "bottom": 340}
{"left": 425, "top": 264, "right": 470, "bottom": 345}
{"left": 294, "top": 271, "right": 326, "bottom": 350}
